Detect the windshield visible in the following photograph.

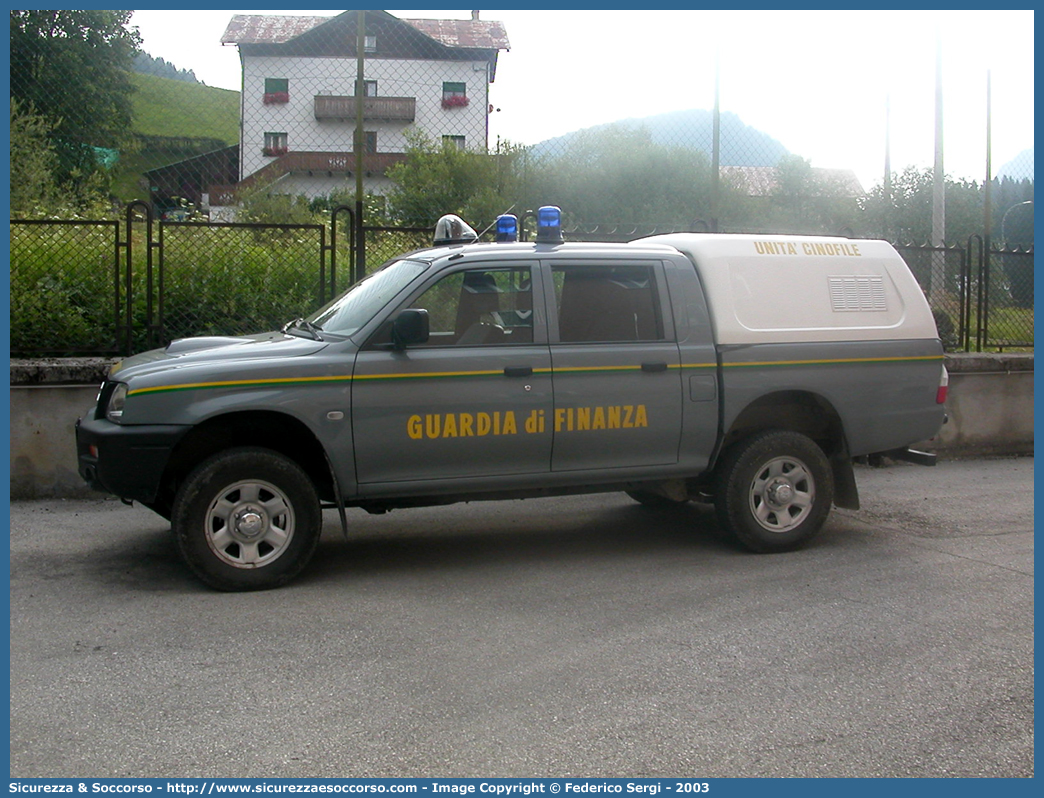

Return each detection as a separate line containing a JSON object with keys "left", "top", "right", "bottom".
{"left": 307, "top": 259, "right": 429, "bottom": 337}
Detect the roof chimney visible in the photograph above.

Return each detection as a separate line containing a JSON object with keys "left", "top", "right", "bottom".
{"left": 471, "top": 10, "right": 480, "bottom": 21}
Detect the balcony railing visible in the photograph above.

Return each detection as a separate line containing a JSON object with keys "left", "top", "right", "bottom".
{"left": 314, "top": 95, "right": 416, "bottom": 122}
{"left": 279, "top": 151, "right": 408, "bottom": 173}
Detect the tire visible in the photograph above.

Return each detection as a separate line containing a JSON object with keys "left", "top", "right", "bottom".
{"left": 714, "top": 430, "right": 833, "bottom": 553}
{"left": 626, "top": 490, "right": 689, "bottom": 508}
{"left": 172, "top": 447, "right": 322, "bottom": 591}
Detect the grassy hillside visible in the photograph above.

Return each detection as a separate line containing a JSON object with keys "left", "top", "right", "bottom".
{"left": 110, "top": 72, "right": 240, "bottom": 202}
{"left": 129, "top": 71, "right": 239, "bottom": 143}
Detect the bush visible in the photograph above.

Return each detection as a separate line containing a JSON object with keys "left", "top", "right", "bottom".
{"left": 10, "top": 222, "right": 124, "bottom": 353}
{"left": 932, "top": 309, "right": 958, "bottom": 352}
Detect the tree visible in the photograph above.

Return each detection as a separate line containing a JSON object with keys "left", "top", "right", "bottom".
{"left": 385, "top": 130, "right": 527, "bottom": 228}
{"left": 9, "top": 99, "right": 59, "bottom": 214}
{"left": 523, "top": 124, "right": 716, "bottom": 228}
{"left": 861, "top": 166, "right": 987, "bottom": 244}
{"left": 10, "top": 10, "right": 141, "bottom": 187}
{"left": 133, "top": 51, "right": 199, "bottom": 84}
{"left": 992, "top": 177, "right": 1034, "bottom": 246}
{"left": 755, "top": 155, "right": 863, "bottom": 235}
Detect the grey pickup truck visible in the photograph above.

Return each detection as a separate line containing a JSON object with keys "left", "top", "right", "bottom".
{"left": 76, "top": 208, "right": 948, "bottom": 590}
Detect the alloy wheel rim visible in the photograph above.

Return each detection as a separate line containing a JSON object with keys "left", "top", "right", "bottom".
{"left": 204, "top": 479, "right": 295, "bottom": 568}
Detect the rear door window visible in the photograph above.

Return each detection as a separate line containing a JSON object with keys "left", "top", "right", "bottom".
{"left": 552, "top": 264, "right": 666, "bottom": 343}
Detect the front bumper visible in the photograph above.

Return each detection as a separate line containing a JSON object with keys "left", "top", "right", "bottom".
{"left": 75, "top": 415, "right": 190, "bottom": 504}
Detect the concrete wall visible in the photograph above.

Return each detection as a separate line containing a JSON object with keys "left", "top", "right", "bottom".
{"left": 11, "top": 385, "right": 100, "bottom": 499}
{"left": 10, "top": 353, "right": 1033, "bottom": 500}
{"left": 926, "top": 353, "right": 1034, "bottom": 457}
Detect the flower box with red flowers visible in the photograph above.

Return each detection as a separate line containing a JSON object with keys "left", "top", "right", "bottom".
{"left": 441, "top": 95, "right": 469, "bottom": 109}
{"left": 262, "top": 146, "right": 289, "bottom": 157}
{"left": 263, "top": 92, "right": 289, "bottom": 105}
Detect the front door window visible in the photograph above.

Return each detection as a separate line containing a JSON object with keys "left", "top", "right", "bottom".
{"left": 352, "top": 264, "right": 551, "bottom": 484}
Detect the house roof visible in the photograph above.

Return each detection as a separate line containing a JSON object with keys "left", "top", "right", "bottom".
{"left": 222, "top": 12, "right": 510, "bottom": 51}
{"left": 221, "top": 15, "right": 331, "bottom": 45}
{"left": 721, "top": 166, "right": 865, "bottom": 197}
{"left": 401, "top": 18, "right": 510, "bottom": 50}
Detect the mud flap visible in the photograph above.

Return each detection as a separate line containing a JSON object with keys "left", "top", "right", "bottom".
{"left": 830, "top": 454, "right": 860, "bottom": 510}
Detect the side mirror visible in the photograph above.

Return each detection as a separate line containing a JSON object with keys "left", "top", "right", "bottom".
{"left": 391, "top": 308, "right": 429, "bottom": 349}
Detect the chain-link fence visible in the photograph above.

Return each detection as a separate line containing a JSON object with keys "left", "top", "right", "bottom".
{"left": 155, "top": 222, "right": 330, "bottom": 342}
{"left": 10, "top": 220, "right": 123, "bottom": 355}
{"left": 894, "top": 241, "right": 1033, "bottom": 353}
{"left": 976, "top": 247, "right": 1035, "bottom": 350}
{"left": 9, "top": 9, "right": 1033, "bottom": 354}
{"left": 10, "top": 214, "right": 341, "bottom": 357}
{"left": 12, "top": 210, "right": 1032, "bottom": 357}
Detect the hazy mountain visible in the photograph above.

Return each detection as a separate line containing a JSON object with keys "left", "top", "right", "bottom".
{"left": 997, "top": 148, "right": 1033, "bottom": 181}
{"left": 529, "top": 108, "right": 790, "bottom": 167}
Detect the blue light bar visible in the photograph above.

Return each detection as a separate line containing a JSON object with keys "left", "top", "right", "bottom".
{"left": 536, "top": 205, "right": 563, "bottom": 244}
{"left": 495, "top": 214, "right": 518, "bottom": 242}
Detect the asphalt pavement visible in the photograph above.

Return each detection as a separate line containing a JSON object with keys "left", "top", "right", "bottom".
{"left": 8, "top": 457, "right": 1034, "bottom": 778}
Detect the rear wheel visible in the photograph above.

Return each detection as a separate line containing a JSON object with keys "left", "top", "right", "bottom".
{"left": 172, "top": 447, "right": 322, "bottom": 591}
{"left": 714, "top": 430, "right": 833, "bottom": 552}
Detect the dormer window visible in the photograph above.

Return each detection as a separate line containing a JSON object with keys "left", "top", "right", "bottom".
{"left": 364, "top": 35, "right": 377, "bottom": 53}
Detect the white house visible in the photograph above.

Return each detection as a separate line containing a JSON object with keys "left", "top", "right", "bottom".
{"left": 218, "top": 9, "right": 510, "bottom": 200}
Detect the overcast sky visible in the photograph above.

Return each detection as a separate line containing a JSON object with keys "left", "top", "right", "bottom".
{"left": 130, "top": 8, "right": 1035, "bottom": 191}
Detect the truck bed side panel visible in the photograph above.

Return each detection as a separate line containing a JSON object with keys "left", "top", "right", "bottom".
{"left": 718, "top": 339, "right": 946, "bottom": 456}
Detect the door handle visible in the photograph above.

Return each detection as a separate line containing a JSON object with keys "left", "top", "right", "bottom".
{"left": 504, "top": 366, "right": 533, "bottom": 377}
{"left": 641, "top": 361, "right": 668, "bottom": 373}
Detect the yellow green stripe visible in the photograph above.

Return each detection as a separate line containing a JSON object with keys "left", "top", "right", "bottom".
{"left": 128, "top": 374, "right": 353, "bottom": 396}
{"left": 722, "top": 355, "right": 944, "bottom": 368}
{"left": 126, "top": 355, "right": 940, "bottom": 397}
{"left": 551, "top": 365, "right": 644, "bottom": 376}
{"left": 353, "top": 367, "right": 555, "bottom": 381}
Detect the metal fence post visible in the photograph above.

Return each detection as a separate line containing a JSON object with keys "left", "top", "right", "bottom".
{"left": 330, "top": 204, "right": 356, "bottom": 290}
{"left": 123, "top": 201, "right": 153, "bottom": 355}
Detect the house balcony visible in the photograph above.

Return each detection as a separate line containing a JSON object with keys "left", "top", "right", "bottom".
{"left": 212, "top": 152, "right": 409, "bottom": 201}
{"left": 277, "top": 151, "right": 408, "bottom": 174}
{"left": 314, "top": 95, "right": 416, "bottom": 122}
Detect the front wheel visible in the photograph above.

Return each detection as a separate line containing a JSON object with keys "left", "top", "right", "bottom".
{"left": 172, "top": 447, "right": 322, "bottom": 591}
{"left": 714, "top": 430, "right": 834, "bottom": 553}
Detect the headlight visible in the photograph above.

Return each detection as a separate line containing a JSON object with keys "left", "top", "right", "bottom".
{"left": 106, "top": 382, "right": 129, "bottom": 423}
